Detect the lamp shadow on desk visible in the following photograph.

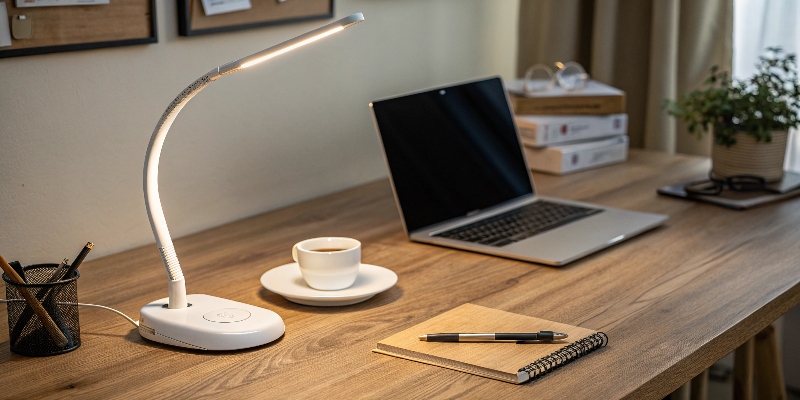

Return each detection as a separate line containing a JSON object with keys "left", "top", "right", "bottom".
{"left": 257, "top": 286, "right": 404, "bottom": 315}
{"left": 0, "top": 333, "right": 282, "bottom": 360}
{"left": 119, "top": 327, "right": 287, "bottom": 355}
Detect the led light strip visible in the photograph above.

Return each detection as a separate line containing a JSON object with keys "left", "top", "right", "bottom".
{"left": 241, "top": 27, "right": 344, "bottom": 68}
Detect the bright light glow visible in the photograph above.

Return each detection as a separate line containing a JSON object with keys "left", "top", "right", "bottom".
{"left": 241, "top": 27, "right": 345, "bottom": 68}
{"left": 555, "top": 61, "right": 564, "bottom": 69}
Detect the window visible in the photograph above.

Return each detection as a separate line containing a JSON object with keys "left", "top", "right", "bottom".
{"left": 734, "top": 0, "right": 800, "bottom": 171}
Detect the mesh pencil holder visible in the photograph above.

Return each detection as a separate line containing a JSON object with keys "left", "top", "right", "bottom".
{"left": 3, "top": 264, "right": 81, "bottom": 356}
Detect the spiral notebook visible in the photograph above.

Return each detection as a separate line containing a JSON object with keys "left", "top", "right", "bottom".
{"left": 373, "top": 304, "right": 608, "bottom": 384}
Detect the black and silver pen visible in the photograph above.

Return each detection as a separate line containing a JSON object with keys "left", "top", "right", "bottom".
{"left": 419, "top": 331, "right": 568, "bottom": 342}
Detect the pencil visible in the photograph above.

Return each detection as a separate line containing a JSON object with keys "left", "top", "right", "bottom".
{"left": 9, "top": 261, "right": 26, "bottom": 283}
{"left": 61, "top": 242, "right": 93, "bottom": 280}
{"left": 21, "top": 257, "right": 70, "bottom": 303}
{"left": 0, "top": 254, "right": 69, "bottom": 348}
{"left": 47, "top": 258, "right": 69, "bottom": 283}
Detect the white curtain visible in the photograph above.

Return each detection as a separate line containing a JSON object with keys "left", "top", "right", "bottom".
{"left": 734, "top": 0, "right": 800, "bottom": 171}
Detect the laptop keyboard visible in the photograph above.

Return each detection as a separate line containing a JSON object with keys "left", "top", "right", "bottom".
{"left": 433, "top": 200, "right": 603, "bottom": 247}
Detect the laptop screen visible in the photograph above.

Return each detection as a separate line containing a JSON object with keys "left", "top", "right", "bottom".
{"left": 371, "top": 77, "right": 534, "bottom": 233}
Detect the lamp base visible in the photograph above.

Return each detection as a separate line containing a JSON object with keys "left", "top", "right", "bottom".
{"left": 138, "top": 294, "right": 284, "bottom": 350}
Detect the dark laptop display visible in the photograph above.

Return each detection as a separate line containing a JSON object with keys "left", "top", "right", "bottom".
{"left": 371, "top": 77, "right": 533, "bottom": 233}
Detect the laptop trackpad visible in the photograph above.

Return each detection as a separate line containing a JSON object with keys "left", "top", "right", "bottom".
{"left": 502, "top": 208, "right": 665, "bottom": 264}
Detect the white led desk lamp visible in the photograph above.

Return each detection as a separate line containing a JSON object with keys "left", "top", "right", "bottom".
{"left": 139, "top": 13, "right": 364, "bottom": 350}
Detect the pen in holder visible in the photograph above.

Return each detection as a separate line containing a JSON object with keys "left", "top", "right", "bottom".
{"left": 3, "top": 264, "right": 81, "bottom": 356}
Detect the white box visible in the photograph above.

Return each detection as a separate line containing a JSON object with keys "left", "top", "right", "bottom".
{"left": 524, "top": 135, "right": 628, "bottom": 175}
{"left": 516, "top": 114, "right": 627, "bottom": 147}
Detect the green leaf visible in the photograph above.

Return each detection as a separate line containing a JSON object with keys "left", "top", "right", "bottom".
{"left": 664, "top": 47, "right": 800, "bottom": 142}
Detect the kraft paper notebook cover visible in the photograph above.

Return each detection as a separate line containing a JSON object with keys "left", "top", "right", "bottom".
{"left": 373, "top": 304, "right": 608, "bottom": 384}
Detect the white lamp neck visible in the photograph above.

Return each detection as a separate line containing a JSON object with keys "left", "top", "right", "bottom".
{"left": 143, "top": 68, "right": 220, "bottom": 309}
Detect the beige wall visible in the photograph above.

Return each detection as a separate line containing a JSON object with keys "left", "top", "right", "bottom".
{"left": 0, "top": 0, "right": 519, "bottom": 263}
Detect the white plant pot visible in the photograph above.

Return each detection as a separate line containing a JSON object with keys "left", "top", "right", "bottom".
{"left": 712, "top": 131, "right": 788, "bottom": 182}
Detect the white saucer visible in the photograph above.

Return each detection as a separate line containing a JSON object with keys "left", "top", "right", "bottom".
{"left": 260, "top": 263, "right": 397, "bottom": 306}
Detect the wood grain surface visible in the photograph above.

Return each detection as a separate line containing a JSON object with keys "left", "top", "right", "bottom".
{"left": 1, "top": 150, "right": 798, "bottom": 399}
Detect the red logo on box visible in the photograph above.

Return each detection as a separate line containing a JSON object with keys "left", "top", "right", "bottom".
{"left": 561, "top": 125, "right": 568, "bottom": 135}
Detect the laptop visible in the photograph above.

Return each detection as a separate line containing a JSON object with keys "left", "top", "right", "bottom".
{"left": 369, "top": 76, "right": 668, "bottom": 266}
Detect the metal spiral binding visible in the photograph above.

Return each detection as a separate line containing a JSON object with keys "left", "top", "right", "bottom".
{"left": 518, "top": 332, "right": 608, "bottom": 380}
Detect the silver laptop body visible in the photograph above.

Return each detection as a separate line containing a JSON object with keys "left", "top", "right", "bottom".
{"left": 369, "top": 76, "right": 667, "bottom": 266}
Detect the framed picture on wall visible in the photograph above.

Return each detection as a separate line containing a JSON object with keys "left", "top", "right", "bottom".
{"left": 178, "top": 0, "right": 335, "bottom": 37}
{"left": 0, "top": 0, "right": 157, "bottom": 59}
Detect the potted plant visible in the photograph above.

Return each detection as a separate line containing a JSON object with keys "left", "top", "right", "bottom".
{"left": 665, "top": 47, "right": 799, "bottom": 182}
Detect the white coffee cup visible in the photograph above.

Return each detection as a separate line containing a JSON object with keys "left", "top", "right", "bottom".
{"left": 292, "top": 237, "right": 361, "bottom": 291}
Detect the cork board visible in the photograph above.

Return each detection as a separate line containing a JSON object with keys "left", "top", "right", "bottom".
{"left": 0, "top": 0, "right": 156, "bottom": 59}
{"left": 178, "top": 0, "right": 333, "bottom": 37}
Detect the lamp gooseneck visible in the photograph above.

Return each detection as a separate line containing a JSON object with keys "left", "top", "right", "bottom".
{"left": 144, "top": 68, "right": 221, "bottom": 309}
{"left": 142, "top": 13, "right": 364, "bottom": 310}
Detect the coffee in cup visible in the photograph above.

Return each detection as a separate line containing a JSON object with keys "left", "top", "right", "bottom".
{"left": 292, "top": 237, "right": 361, "bottom": 290}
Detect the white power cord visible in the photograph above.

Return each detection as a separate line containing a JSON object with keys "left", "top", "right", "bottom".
{"left": 0, "top": 299, "right": 139, "bottom": 327}
{"left": 73, "top": 303, "right": 139, "bottom": 327}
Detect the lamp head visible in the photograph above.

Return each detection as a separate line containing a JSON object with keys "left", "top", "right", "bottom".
{"left": 219, "top": 13, "right": 364, "bottom": 74}
{"left": 339, "top": 13, "right": 365, "bottom": 28}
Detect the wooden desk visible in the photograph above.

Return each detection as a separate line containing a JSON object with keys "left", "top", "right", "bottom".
{"left": 2, "top": 150, "right": 799, "bottom": 399}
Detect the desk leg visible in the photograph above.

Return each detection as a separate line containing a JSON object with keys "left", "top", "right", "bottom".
{"left": 690, "top": 369, "right": 709, "bottom": 400}
{"left": 734, "top": 337, "right": 755, "bottom": 400}
{"left": 672, "top": 381, "right": 691, "bottom": 400}
{"left": 754, "top": 324, "right": 787, "bottom": 400}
